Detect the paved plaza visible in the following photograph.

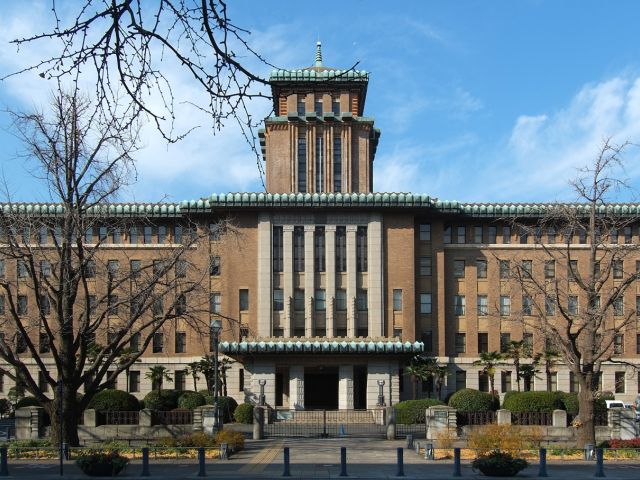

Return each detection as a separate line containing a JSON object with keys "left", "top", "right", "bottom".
{"left": 3, "top": 438, "right": 640, "bottom": 479}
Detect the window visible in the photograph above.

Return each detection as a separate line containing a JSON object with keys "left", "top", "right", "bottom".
{"left": 158, "top": 226, "right": 167, "bottom": 244}
{"left": 39, "top": 294, "right": 51, "bottom": 316}
{"left": 88, "top": 295, "right": 96, "bottom": 317}
{"left": 613, "top": 333, "right": 624, "bottom": 355}
{"left": 578, "top": 228, "right": 586, "bottom": 244}
{"left": 176, "top": 294, "right": 187, "bottom": 316}
{"left": 568, "top": 295, "right": 578, "bottom": 315}
{"left": 568, "top": 259, "right": 578, "bottom": 281}
{"left": 332, "top": 95, "right": 341, "bottom": 115}
{"left": 500, "top": 296, "right": 511, "bottom": 316}
{"left": 356, "top": 226, "right": 368, "bottom": 272}
{"left": 442, "top": 226, "right": 451, "bottom": 244}
{"left": 624, "top": 226, "right": 632, "bottom": 243}
{"left": 297, "top": 128, "right": 307, "bottom": 192}
{"left": 455, "top": 333, "right": 466, "bottom": 353}
{"left": 499, "top": 260, "right": 510, "bottom": 279}
{"left": 143, "top": 226, "right": 152, "bottom": 244}
{"left": 314, "top": 227, "right": 325, "bottom": 272}
{"left": 419, "top": 256, "right": 432, "bottom": 276}
{"left": 615, "top": 371, "right": 626, "bottom": 394}
{"left": 549, "top": 372, "right": 558, "bottom": 392}
{"left": 111, "top": 227, "right": 122, "bottom": 244}
{"left": 297, "top": 94, "right": 305, "bottom": 115}
{"left": 175, "top": 260, "right": 187, "bottom": 278}
{"left": 502, "top": 226, "right": 511, "bottom": 244}
{"left": 422, "top": 332, "right": 433, "bottom": 352}
{"left": 39, "top": 331, "right": 50, "bottom": 353}
{"left": 454, "top": 295, "right": 466, "bottom": 315}
{"left": 174, "top": 225, "right": 183, "bottom": 244}
{"left": 420, "top": 293, "right": 432, "bottom": 314}
{"left": 239, "top": 369, "right": 245, "bottom": 392}
{"left": 293, "top": 226, "right": 305, "bottom": 272}
{"left": 336, "top": 289, "right": 347, "bottom": 311}
{"left": 84, "top": 227, "right": 93, "bottom": 244}
{"left": 315, "top": 134, "right": 324, "bottom": 192}
{"left": 545, "top": 296, "right": 556, "bottom": 316}
{"left": 544, "top": 260, "right": 555, "bottom": 278}
{"left": 456, "top": 370, "right": 467, "bottom": 390}
{"left": 273, "top": 289, "right": 284, "bottom": 311}
{"left": 129, "top": 226, "right": 138, "bottom": 244}
{"left": 519, "top": 227, "right": 528, "bottom": 244}
{"left": 207, "top": 292, "right": 220, "bottom": 314}
{"left": 614, "top": 297, "right": 624, "bottom": 316}
{"left": 500, "top": 333, "right": 511, "bottom": 353}
{"left": 393, "top": 289, "right": 403, "bottom": 311}
{"left": 522, "top": 296, "right": 532, "bottom": 316}
{"left": 419, "top": 223, "right": 431, "bottom": 241}
{"left": 107, "top": 294, "right": 118, "bottom": 316}
{"left": 477, "top": 258, "right": 487, "bottom": 278}
{"left": 451, "top": 259, "right": 465, "bottom": 278}
{"left": 273, "top": 226, "right": 283, "bottom": 272}
{"left": 547, "top": 227, "right": 556, "bottom": 244}
{"left": 107, "top": 260, "right": 119, "bottom": 278}
{"left": 239, "top": 289, "right": 249, "bottom": 311}
{"left": 209, "top": 223, "right": 221, "bottom": 241}
{"left": 175, "top": 332, "right": 187, "bottom": 353}
{"left": 17, "top": 260, "right": 28, "bottom": 278}
{"left": 613, "top": 260, "right": 623, "bottom": 279}
{"left": 523, "top": 332, "right": 533, "bottom": 352}
{"left": 209, "top": 256, "right": 221, "bottom": 276}
{"left": 130, "top": 260, "right": 141, "bottom": 279}
{"left": 357, "top": 289, "right": 368, "bottom": 311}
{"left": 315, "top": 289, "right": 326, "bottom": 311}
{"left": 333, "top": 133, "right": 342, "bottom": 191}
{"left": 477, "top": 295, "right": 488, "bottom": 316}
{"left": 152, "top": 332, "right": 164, "bottom": 353}
{"left": 130, "top": 333, "right": 140, "bottom": 353}
{"left": 129, "top": 371, "right": 140, "bottom": 393}
{"left": 314, "top": 94, "right": 323, "bottom": 115}
{"left": 38, "top": 226, "right": 48, "bottom": 244}
{"left": 488, "top": 226, "right": 497, "bottom": 243}
{"left": 17, "top": 295, "right": 27, "bottom": 315}
{"left": 570, "top": 372, "right": 579, "bottom": 393}
{"left": 611, "top": 228, "right": 619, "bottom": 244}
{"left": 522, "top": 260, "right": 532, "bottom": 277}
{"left": 457, "top": 226, "right": 466, "bottom": 244}
{"left": 478, "top": 332, "right": 489, "bottom": 353}
{"left": 501, "top": 371, "right": 512, "bottom": 392}
{"left": 478, "top": 373, "right": 489, "bottom": 392}
{"left": 40, "top": 260, "right": 51, "bottom": 278}
{"left": 474, "top": 226, "right": 483, "bottom": 243}
{"left": 294, "top": 289, "right": 305, "bottom": 311}
{"left": 38, "top": 371, "right": 49, "bottom": 392}
{"left": 335, "top": 227, "right": 347, "bottom": 272}
{"left": 153, "top": 260, "right": 164, "bottom": 277}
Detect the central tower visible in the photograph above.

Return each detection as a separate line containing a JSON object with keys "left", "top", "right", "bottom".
{"left": 260, "top": 43, "right": 380, "bottom": 194}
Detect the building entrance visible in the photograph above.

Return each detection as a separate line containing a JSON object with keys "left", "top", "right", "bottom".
{"left": 304, "top": 366, "right": 338, "bottom": 409}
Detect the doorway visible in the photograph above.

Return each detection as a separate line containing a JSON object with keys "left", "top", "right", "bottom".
{"left": 304, "top": 366, "right": 339, "bottom": 409}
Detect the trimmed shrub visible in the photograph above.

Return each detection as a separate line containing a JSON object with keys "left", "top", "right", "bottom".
{"left": 87, "top": 389, "right": 140, "bottom": 412}
{"left": 471, "top": 450, "right": 528, "bottom": 477}
{"left": 448, "top": 389, "right": 498, "bottom": 412}
{"left": 76, "top": 451, "right": 129, "bottom": 476}
{"left": 15, "top": 397, "right": 42, "bottom": 409}
{"left": 233, "top": 403, "right": 254, "bottom": 424}
{"left": 502, "top": 391, "right": 562, "bottom": 413}
{"left": 143, "top": 390, "right": 181, "bottom": 411}
{"left": 198, "top": 389, "right": 214, "bottom": 405}
{"left": 177, "top": 392, "right": 206, "bottom": 410}
{"left": 156, "top": 432, "right": 217, "bottom": 448}
{"left": 215, "top": 430, "right": 245, "bottom": 452}
{"left": 395, "top": 399, "right": 444, "bottom": 424}
{"left": 217, "top": 396, "right": 238, "bottom": 424}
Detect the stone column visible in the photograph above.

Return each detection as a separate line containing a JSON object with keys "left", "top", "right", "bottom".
{"left": 552, "top": 409, "right": 567, "bottom": 428}
{"left": 304, "top": 225, "right": 315, "bottom": 336}
{"left": 339, "top": 365, "right": 354, "bottom": 410}
{"left": 257, "top": 213, "right": 273, "bottom": 337}
{"left": 289, "top": 365, "right": 305, "bottom": 410}
{"left": 325, "top": 225, "right": 337, "bottom": 337}
{"left": 15, "top": 407, "right": 43, "bottom": 440}
{"left": 367, "top": 214, "right": 384, "bottom": 338}
{"left": 283, "top": 225, "right": 294, "bottom": 337}
{"left": 496, "top": 409, "right": 511, "bottom": 425}
{"left": 346, "top": 225, "right": 358, "bottom": 337}
{"left": 366, "top": 361, "right": 391, "bottom": 409}
{"left": 251, "top": 362, "right": 277, "bottom": 408}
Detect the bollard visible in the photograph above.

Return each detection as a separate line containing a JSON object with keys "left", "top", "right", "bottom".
{"left": 197, "top": 447, "right": 206, "bottom": 477}
{"left": 283, "top": 447, "right": 291, "bottom": 477}
{"left": 415, "top": 441, "right": 420, "bottom": 455}
{"left": 424, "top": 442, "right": 434, "bottom": 461}
{"left": 584, "top": 443, "right": 595, "bottom": 461}
{"left": 396, "top": 447, "right": 405, "bottom": 477}
{"left": 141, "top": 447, "right": 150, "bottom": 477}
{"left": 406, "top": 434, "right": 414, "bottom": 449}
{"left": 63, "top": 443, "right": 70, "bottom": 460}
{"left": 339, "top": 446, "right": 348, "bottom": 477}
{"left": 0, "top": 446, "right": 8, "bottom": 477}
{"left": 595, "top": 448, "right": 605, "bottom": 478}
{"left": 538, "top": 448, "right": 548, "bottom": 477}
{"left": 453, "top": 448, "right": 461, "bottom": 477}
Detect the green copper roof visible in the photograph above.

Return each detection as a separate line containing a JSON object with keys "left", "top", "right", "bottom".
{"left": 220, "top": 339, "right": 424, "bottom": 355}
{"left": 269, "top": 68, "right": 369, "bottom": 83}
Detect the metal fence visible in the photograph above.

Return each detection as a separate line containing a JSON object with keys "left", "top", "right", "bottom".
{"left": 456, "top": 411, "right": 496, "bottom": 426}
{"left": 512, "top": 412, "right": 553, "bottom": 426}
{"left": 98, "top": 411, "right": 140, "bottom": 425}
{"left": 265, "top": 410, "right": 386, "bottom": 438}
{"left": 153, "top": 410, "right": 193, "bottom": 425}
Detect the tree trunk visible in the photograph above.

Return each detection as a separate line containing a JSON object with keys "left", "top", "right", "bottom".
{"left": 47, "top": 391, "right": 81, "bottom": 447}
{"left": 192, "top": 376, "right": 197, "bottom": 392}
{"left": 577, "top": 387, "right": 596, "bottom": 448}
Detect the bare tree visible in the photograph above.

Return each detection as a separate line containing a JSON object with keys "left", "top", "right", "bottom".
{"left": 509, "top": 139, "right": 637, "bottom": 447}
{"left": 0, "top": 85, "right": 211, "bottom": 445}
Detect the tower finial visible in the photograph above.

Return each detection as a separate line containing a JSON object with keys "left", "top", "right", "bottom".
{"left": 315, "top": 41, "right": 323, "bottom": 67}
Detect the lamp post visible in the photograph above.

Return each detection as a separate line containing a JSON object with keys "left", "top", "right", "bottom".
{"left": 377, "top": 380, "right": 386, "bottom": 406}
{"left": 258, "top": 379, "right": 266, "bottom": 406}
{"left": 210, "top": 319, "right": 222, "bottom": 431}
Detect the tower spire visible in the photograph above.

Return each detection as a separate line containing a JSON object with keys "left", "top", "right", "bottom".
{"left": 315, "top": 41, "right": 323, "bottom": 67}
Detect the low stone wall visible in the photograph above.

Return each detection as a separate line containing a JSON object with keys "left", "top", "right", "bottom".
{"left": 78, "top": 424, "right": 192, "bottom": 443}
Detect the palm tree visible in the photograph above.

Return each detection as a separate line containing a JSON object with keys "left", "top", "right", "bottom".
{"left": 145, "top": 366, "right": 172, "bottom": 394}
{"left": 404, "top": 356, "right": 428, "bottom": 400}
{"left": 505, "top": 340, "right": 527, "bottom": 392}
{"left": 473, "top": 351, "right": 503, "bottom": 395}
{"left": 428, "top": 363, "right": 449, "bottom": 400}
{"left": 185, "top": 362, "right": 201, "bottom": 392}
{"left": 518, "top": 359, "right": 541, "bottom": 392}
{"left": 542, "top": 350, "right": 559, "bottom": 392}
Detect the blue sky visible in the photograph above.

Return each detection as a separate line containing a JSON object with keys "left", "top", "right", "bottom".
{"left": 1, "top": 0, "right": 640, "bottom": 203}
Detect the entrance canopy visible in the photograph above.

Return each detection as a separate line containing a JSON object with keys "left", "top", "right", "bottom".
{"left": 220, "top": 339, "right": 423, "bottom": 355}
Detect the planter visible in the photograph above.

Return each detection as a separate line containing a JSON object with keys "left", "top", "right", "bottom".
{"left": 472, "top": 451, "right": 528, "bottom": 477}
{"left": 76, "top": 452, "right": 129, "bottom": 477}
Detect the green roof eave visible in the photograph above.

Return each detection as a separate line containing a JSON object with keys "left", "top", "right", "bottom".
{"left": 220, "top": 339, "right": 424, "bottom": 355}
{"left": 0, "top": 202, "right": 182, "bottom": 217}
{"left": 269, "top": 68, "right": 369, "bottom": 83}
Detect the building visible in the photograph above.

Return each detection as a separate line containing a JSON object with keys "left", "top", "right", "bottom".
{"left": 2, "top": 43, "right": 639, "bottom": 409}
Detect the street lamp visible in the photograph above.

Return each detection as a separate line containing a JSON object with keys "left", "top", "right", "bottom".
{"left": 210, "top": 319, "right": 222, "bottom": 431}
{"left": 377, "top": 380, "right": 386, "bottom": 406}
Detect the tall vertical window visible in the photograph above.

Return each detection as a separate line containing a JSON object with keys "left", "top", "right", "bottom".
{"left": 500, "top": 333, "right": 511, "bottom": 352}
{"left": 624, "top": 226, "right": 633, "bottom": 243}
{"left": 315, "top": 289, "right": 326, "bottom": 311}
{"left": 502, "top": 226, "right": 511, "bottom": 244}
{"left": 297, "top": 129, "right": 307, "bottom": 192}
{"left": 499, "top": 260, "right": 510, "bottom": 279}
{"left": 293, "top": 226, "right": 305, "bottom": 272}
{"left": 457, "top": 226, "right": 466, "bottom": 244}
{"left": 455, "top": 333, "right": 466, "bottom": 354}
{"left": 488, "top": 226, "right": 497, "bottom": 243}
{"left": 158, "top": 226, "right": 166, "bottom": 244}
{"left": 453, "top": 260, "right": 465, "bottom": 278}
{"left": 314, "top": 227, "right": 325, "bottom": 272}
{"left": 315, "top": 135, "right": 324, "bottom": 192}
{"left": 544, "top": 260, "right": 555, "bottom": 278}
{"left": 129, "top": 371, "right": 140, "bottom": 392}
{"left": 209, "top": 256, "right": 220, "bottom": 276}
{"left": 294, "top": 289, "right": 305, "bottom": 311}
{"left": 478, "top": 333, "right": 489, "bottom": 353}
{"left": 144, "top": 226, "right": 152, "bottom": 244}
{"left": 335, "top": 227, "right": 346, "bottom": 272}
{"left": 477, "top": 295, "right": 488, "bottom": 316}
{"left": 500, "top": 296, "right": 511, "bottom": 316}
{"left": 419, "top": 223, "right": 431, "bottom": 241}
{"left": 129, "top": 226, "right": 138, "bottom": 244}
{"left": 175, "top": 332, "right": 187, "bottom": 353}
{"left": 174, "top": 225, "right": 183, "bottom": 244}
{"left": 356, "top": 226, "right": 368, "bottom": 272}
{"left": 357, "top": 289, "right": 368, "bottom": 311}
{"left": 273, "top": 226, "right": 283, "bottom": 272}
{"left": 547, "top": 227, "right": 556, "bottom": 243}
{"left": 273, "top": 289, "right": 284, "bottom": 311}
{"left": 332, "top": 95, "right": 340, "bottom": 115}
{"left": 152, "top": 332, "right": 164, "bottom": 353}
{"left": 393, "top": 289, "right": 403, "bottom": 311}
{"left": 297, "top": 94, "right": 305, "bottom": 115}
{"left": 209, "top": 293, "right": 221, "bottom": 314}
{"left": 420, "top": 293, "right": 432, "bottom": 314}
{"left": 314, "top": 94, "right": 323, "bottom": 115}
{"left": 443, "top": 226, "right": 452, "bottom": 244}
{"left": 476, "top": 258, "right": 487, "bottom": 278}
{"left": 239, "top": 289, "right": 249, "bottom": 311}
{"left": 474, "top": 225, "right": 483, "bottom": 243}
{"left": 419, "top": 256, "right": 432, "bottom": 276}
{"left": 333, "top": 132, "right": 342, "bottom": 192}
{"left": 454, "top": 295, "right": 466, "bottom": 315}
{"left": 336, "top": 289, "right": 347, "bottom": 311}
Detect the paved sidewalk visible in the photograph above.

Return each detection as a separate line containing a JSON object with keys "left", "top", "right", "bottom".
{"left": 4, "top": 438, "right": 640, "bottom": 478}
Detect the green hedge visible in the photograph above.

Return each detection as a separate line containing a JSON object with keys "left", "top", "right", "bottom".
{"left": 143, "top": 390, "right": 181, "bottom": 411}
{"left": 448, "top": 389, "right": 498, "bottom": 412}
{"left": 177, "top": 392, "right": 206, "bottom": 410}
{"left": 558, "top": 392, "right": 606, "bottom": 414}
{"left": 395, "top": 399, "right": 444, "bottom": 424}
{"left": 88, "top": 389, "right": 140, "bottom": 412}
{"left": 217, "top": 396, "right": 238, "bottom": 423}
{"left": 502, "top": 391, "right": 563, "bottom": 413}
{"left": 233, "top": 403, "right": 254, "bottom": 424}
